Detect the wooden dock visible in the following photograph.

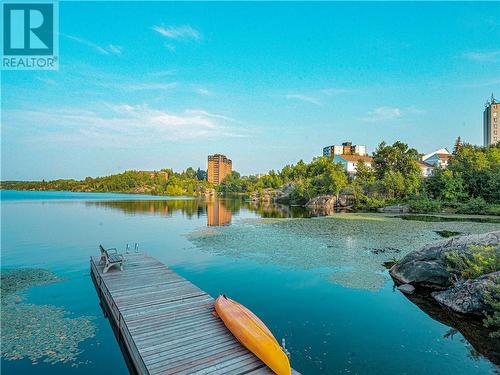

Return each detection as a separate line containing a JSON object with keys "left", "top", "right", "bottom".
{"left": 90, "top": 252, "right": 299, "bottom": 375}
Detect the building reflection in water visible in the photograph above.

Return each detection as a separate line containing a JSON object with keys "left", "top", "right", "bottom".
{"left": 207, "top": 200, "right": 232, "bottom": 226}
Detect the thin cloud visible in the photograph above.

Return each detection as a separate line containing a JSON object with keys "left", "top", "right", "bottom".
{"left": 193, "top": 86, "right": 214, "bottom": 96}
{"left": 285, "top": 94, "right": 321, "bottom": 106}
{"left": 363, "top": 107, "right": 402, "bottom": 122}
{"left": 116, "top": 82, "right": 177, "bottom": 91}
{"left": 148, "top": 69, "right": 177, "bottom": 77}
{"left": 463, "top": 78, "right": 500, "bottom": 88}
{"left": 362, "top": 106, "right": 425, "bottom": 122}
{"left": 462, "top": 50, "right": 500, "bottom": 62}
{"left": 184, "top": 109, "right": 235, "bottom": 122}
{"left": 320, "top": 88, "right": 350, "bottom": 96}
{"left": 165, "top": 44, "right": 176, "bottom": 52}
{"left": 64, "top": 34, "right": 123, "bottom": 55}
{"left": 108, "top": 44, "right": 123, "bottom": 55}
{"left": 153, "top": 25, "right": 201, "bottom": 41}
{"left": 6, "top": 104, "right": 245, "bottom": 146}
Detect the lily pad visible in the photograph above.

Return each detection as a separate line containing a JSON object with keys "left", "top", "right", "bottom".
{"left": 1, "top": 269, "right": 96, "bottom": 365}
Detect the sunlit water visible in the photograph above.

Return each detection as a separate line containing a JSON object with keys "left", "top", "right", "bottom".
{"left": 1, "top": 190, "right": 499, "bottom": 374}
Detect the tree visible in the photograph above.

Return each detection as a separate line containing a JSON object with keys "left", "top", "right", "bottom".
{"left": 326, "top": 162, "right": 348, "bottom": 199}
{"left": 448, "top": 143, "right": 500, "bottom": 202}
{"left": 425, "top": 168, "right": 467, "bottom": 202}
{"left": 354, "top": 161, "right": 376, "bottom": 186}
{"left": 453, "top": 136, "right": 463, "bottom": 154}
{"left": 196, "top": 168, "right": 207, "bottom": 181}
{"left": 382, "top": 171, "right": 406, "bottom": 199}
{"left": 292, "top": 160, "right": 308, "bottom": 180}
{"left": 373, "top": 141, "right": 420, "bottom": 178}
{"left": 372, "top": 141, "right": 422, "bottom": 199}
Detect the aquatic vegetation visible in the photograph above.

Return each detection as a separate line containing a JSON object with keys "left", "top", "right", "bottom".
{"left": 1, "top": 268, "right": 60, "bottom": 302}
{"left": 188, "top": 214, "right": 500, "bottom": 291}
{"left": 435, "top": 230, "right": 463, "bottom": 238}
{"left": 323, "top": 214, "right": 388, "bottom": 222}
{"left": 399, "top": 214, "right": 500, "bottom": 224}
{"left": 1, "top": 269, "right": 96, "bottom": 365}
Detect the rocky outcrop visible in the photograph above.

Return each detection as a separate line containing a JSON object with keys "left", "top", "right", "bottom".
{"left": 397, "top": 284, "right": 415, "bottom": 294}
{"left": 377, "top": 204, "right": 409, "bottom": 213}
{"left": 305, "top": 189, "right": 355, "bottom": 211}
{"left": 250, "top": 183, "right": 295, "bottom": 203}
{"left": 305, "top": 195, "right": 340, "bottom": 216}
{"left": 432, "top": 271, "right": 499, "bottom": 316}
{"left": 305, "top": 195, "right": 338, "bottom": 209}
{"left": 390, "top": 231, "right": 500, "bottom": 289}
{"left": 274, "top": 183, "right": 295, "bottom": 204}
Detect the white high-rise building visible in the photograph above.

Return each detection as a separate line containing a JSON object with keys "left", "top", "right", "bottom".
{"left": 323, "top": 142, "right": 367, "bottom": 158}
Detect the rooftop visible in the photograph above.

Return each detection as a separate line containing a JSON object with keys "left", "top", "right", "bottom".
{"left": 336, "top": 154, "right": 373, "bottom": 162}
{"left": 417, "top": 160, "right": 434, "bottom": 168}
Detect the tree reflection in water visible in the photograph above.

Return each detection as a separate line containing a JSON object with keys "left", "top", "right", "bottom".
{"left": 85, "top": 198, "right": 311, "bottom": 225}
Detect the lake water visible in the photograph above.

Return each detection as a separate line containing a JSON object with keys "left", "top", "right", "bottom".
{"left": 1, "top": 190, "right": 499, "bottom": 374}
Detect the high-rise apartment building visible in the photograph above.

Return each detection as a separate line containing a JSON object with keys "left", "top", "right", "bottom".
{"left": 484, "top": 94, "right": 499, "bottom": 146}
{"left": 207, "top": 154, "right": 232, "bottom": 185}
{"left": 323, "top": 142, "right": 367, "bottom": 159}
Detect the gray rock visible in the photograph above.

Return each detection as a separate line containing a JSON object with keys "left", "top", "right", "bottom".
{"left": 306, "top": 195, "right": 337, "bottom": 209}
{"left": 432, "top": 271, "right": 499, "bottom": 315}
{"left": 397, "top": 283, "right": 415, "bottom": 294}
{"left": 251, "top": 183, "right": 296, "bottom": 203}
{"left": 377, "top": 204, "right": 409, "bottom": 213}
{"left": 390, "top": 231, "right": 500, "bottom": 288}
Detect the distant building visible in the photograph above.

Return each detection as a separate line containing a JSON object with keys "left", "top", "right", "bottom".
{"left": 422, "top": 148, "right": 451, "bottom": 168}
{"left": 333, "top": 154, "right": 373, "bottom": 176}
{"left": 323, "top": 142, "right": 367, "bottom": 159}
{"left": 207, "top": 154, "right": 232, "bottom": 185}
{"left": 417, "top": 161, "right": 435, "bottom": 177}
{"left": 484, "top": 94, "right": 499, "bottom": 146}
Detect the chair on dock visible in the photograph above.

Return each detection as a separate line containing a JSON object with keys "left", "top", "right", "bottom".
{"left": 99, "top": 244, "right": 124, "bottom": 273}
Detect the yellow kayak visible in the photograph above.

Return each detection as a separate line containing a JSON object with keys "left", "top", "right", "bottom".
{"left": 215, "top": 295, "right": 291, "bottom": 375}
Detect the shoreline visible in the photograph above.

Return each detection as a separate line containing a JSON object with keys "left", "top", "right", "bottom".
{"left": 2, "top": 189, "right": 500, "bottom": 222}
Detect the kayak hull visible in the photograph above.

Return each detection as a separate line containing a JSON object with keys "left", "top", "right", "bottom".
{"left": 215, "top": 295, "right": 291, "bottom": 375}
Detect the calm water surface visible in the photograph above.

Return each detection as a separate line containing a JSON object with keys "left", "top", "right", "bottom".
{"left": 1, "top": 190, "right": 499, "bottom": 374}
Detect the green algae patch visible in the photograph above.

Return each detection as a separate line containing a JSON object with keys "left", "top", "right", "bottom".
{"left": 1, "top": 269, "right": 96, "bottom": 365}
{"left": 323, "top": 214, "right": 389, "bottom": 222}
{"left": 435, "top": 230, "right": 463, "bottom": 238}
{"left": 188, "top": 215, "right": 500, "bottom": 291}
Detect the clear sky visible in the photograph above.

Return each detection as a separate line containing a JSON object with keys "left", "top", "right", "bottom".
{"left": 2, "top": 1, "right": 499, "bottom": 180}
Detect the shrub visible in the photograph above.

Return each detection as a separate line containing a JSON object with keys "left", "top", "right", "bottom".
{"left": 455, "top": 197, "right": 500, "bottom": 216}
{"left": 483, "top": 278, "right": 500, "bottom": 338}
{"left": 408, "top": 197, "right": 442, "bottom": 213}
{"left": 444, "top": 245, "right": 500, "bottom": 280}
{"left": 456, "top": 197, "right": 489, "bottom": 215}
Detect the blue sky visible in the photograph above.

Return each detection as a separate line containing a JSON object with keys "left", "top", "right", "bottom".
{"left": 2, "top": 1, "right": 499, "bottom": 180}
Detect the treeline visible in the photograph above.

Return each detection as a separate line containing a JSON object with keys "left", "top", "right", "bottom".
{"left": 219, "top": 141, "right": 500, "bottom": 215}
{"left": 1, "top": 167, "right": 211, "bottom": 196}
{"left": 3, "top": 141, "right": 500, "bottom": 214}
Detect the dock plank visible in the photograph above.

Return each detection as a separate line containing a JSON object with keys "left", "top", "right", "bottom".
{"left": 90, "top": 253, "right": 299, "bottom": 375}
